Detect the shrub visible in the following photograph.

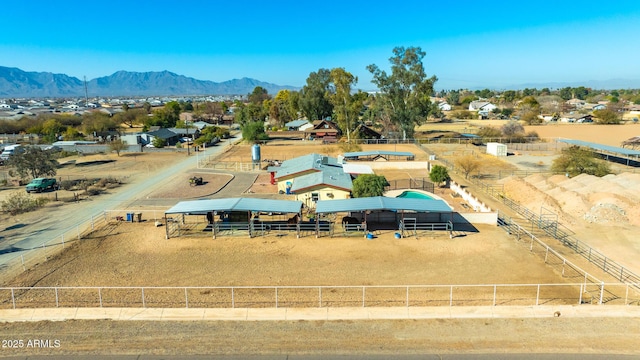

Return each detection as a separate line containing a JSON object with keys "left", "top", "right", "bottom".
{"left": 339, "top": 142, "right": 362, "bottom": 153}
{"left": 1, "top": 191, "right": 48, "bottom": 215}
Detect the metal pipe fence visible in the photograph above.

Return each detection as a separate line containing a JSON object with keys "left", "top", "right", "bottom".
{"left": 0, "top": 210, "right": 166, "bottom": 283}
{"left": 419, "top": 141, "right": 640, "bottom": 294}
{"left": 2, "top": 282, "right": 638, "bottom": 310}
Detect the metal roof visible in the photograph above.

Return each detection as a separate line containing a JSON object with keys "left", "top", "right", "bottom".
{"left": 284, "top": 119, "right": 309, "bottom": 128}
{"left": 165, "top": 198, "right": 303, "bottom": 215}
{"left": 316, "top": 196, "right": 452, "bottom": 214}
{"left": 558, "top": 138, "right": 640, "bottom": 157}
{"left": 274, "top": 153, "right": 342, "bottom": 179}
{"left": 341, "top": 163, "right": 374, "bottom": 174}
{"left": 290, "top": 168, "right": 353, "bottom": 192}
{"left": 343, "top": 150, "right": 415, "bottom": 158}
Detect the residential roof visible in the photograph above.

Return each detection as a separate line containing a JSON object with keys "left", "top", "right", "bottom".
{"left": 147, "top": 128, "right": 179, "bottom": 139}
{"left": 165, "top": 198, "right": 303, "bottom": 215}
{"left": 285, "top": 119, "right": 309, "bottom": 128}
{"left": 290, "top": 168, "right": 353, "bottom": 193}
{"left": 272, "top": 153, "right": 342, "bottom": 179}
{"left": 558, "top": 138, "right": 640, "bottom": 157}
{"left": 316, "top": 196, "right": 452, "bottom": 214}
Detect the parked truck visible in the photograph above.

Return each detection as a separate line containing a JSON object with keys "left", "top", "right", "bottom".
{"left": 25, "top": 178, "right": 58, "bottom": 193}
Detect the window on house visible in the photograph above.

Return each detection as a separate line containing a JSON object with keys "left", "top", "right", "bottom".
{"left": 311, "top": 193, "right": 319, "bottom": 202}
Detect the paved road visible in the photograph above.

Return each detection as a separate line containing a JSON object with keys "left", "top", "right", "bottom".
{"left": 0, "top": 136, "right": 242, "bottom": 268}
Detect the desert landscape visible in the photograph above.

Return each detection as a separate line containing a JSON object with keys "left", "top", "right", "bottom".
{"left": 2, "top": 123, "right": 640, "bottom": 355}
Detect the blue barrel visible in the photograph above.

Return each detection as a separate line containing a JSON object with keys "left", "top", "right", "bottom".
{"left": 394, "top": 233, "right": 402, "bottom": 239}
{"left": 126, "top": 213, "right": 133, "bottom": 222}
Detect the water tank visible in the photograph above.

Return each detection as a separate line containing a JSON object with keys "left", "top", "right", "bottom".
{"left": 251, "top": 144, "right": 261, "bottom": 163}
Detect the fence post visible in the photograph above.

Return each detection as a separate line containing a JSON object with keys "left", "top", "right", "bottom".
{"left": 536, "top": 284, "right": 540, "bottom": 306}
{"left": 11, "top": 288, "right": 16, "bottom": 309}
{"left": 55, "top": 287, "right": 59, "bottom": 307}
{"left": 599, "top": 282, "right": 604, "bottom": 305}
{"left": 406, "top": 286, "right": 409, "bottom": 308}
{"left": 544, "top": 246, "right": 549, "bottom": 263}
{"left": 625, "top": 285, "right": 629, "bottom": 305}
{"left": 493, "top": 285, "right": 497, "bottom": 306}
{"left": 362, "top": 287, "right": 365, "bottom": 307}
{"left": 185, "top": 288, "right": 189, "bottom": 308}
{"left": 231, "top": 288, "right": 235, "bottom": 308}
{"left": 562, "top": 259, "right": 566, "bottom": 277}
{"left": 99, "top": 288, "right": 103, "bottom": 307}
{"left": 319, "top": 287, "right": 322, "bottom": 308}
{"left": 620, "top": 267, "right": 624, "bottom": 282}
{"left": 578, "top": 283, "right": 583, "bottom": 305}
{"left": 142, "top": 288, "right": 145, "bottom": 308}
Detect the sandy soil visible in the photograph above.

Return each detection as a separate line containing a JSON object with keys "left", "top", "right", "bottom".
{"left": 500, "top": 172, "right": 640, "bottom": 274}
{"left": 3, "top": 137, "right": 640, "bottom": 355}
{"left": 524, "top": 123, "right": 640, "bottom": 147}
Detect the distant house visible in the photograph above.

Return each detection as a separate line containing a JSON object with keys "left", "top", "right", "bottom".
{"left": 284, "top": 119, "right": 310, "bottom": 131}
{"left": 438, "top": 102, "right": 452, "bottom": 111}
{"left": 305, "top": 120, "right": 341, "bottom": 142}
{"left": 566, "top": 99, "right": 586, "bottom": 109}
{"left": 146, "top": 128, "right": 180, "bottom": 146}
{"left": 468, "top": 101, "right": 497, "bottom": 112}
{"left": 561, "top": 114, "right": 594, "bottom": 123}
{"left": 353, "top": 124, "right": 383, "bottom": 140}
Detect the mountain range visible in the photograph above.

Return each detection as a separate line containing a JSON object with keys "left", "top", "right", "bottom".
{"left": 0, "top": 66, "right": 299, "bottom": 98}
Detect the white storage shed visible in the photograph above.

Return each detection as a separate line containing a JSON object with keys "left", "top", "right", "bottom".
{"left": 486, "top": 142, "right": 507, "bottom": 157}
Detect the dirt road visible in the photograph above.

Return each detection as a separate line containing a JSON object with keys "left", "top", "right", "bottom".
{"left": 2, "top": 317, "right": 640, "bottom": 356}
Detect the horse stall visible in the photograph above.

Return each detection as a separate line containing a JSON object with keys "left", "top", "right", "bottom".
{"left": 164, "top": 198, "right": 304, "bottom": 239}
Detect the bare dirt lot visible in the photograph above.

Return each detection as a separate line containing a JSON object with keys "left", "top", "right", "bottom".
{"left": 3, "top": 131, "right": 640, "bottom": 356}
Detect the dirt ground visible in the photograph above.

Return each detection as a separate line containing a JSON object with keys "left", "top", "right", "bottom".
{"left": 3, "top": 129, "right": 640, "bottom": 355}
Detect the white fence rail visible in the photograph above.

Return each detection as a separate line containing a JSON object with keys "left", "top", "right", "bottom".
{"left": 2, "top": 283, "right": 639, "bottom": 309}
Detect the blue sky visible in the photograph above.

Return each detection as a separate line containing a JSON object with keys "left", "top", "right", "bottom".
{"left": 2, "top": 0, "right": 640, "bottom": 90}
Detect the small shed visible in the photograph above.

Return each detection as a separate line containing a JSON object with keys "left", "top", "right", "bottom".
{"left": 486, "top": 142, "right": 507, "bottom": 157}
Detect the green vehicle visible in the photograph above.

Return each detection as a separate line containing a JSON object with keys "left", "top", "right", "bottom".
{"left": 25, "top": 178, "right": 58, "bottom": 193}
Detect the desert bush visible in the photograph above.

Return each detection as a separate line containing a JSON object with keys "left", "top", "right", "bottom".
{"left": 95, "top": 177, "right": 120, "bottom": 187}
{"left": 1, "top": 191, "right": 48, "bottom": 215}
{"left": 59, "top": 179, "right": 81, "bottom": 191}
{"left": 339, "top": 142, "right": 362, "bottom": 153}
{"left": 86, "top": 187, "right": 102, "bottom": 196}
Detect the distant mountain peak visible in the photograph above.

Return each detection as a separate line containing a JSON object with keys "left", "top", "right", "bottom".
{"left": 0, "top": 66, "right": 299, "bottom": 97}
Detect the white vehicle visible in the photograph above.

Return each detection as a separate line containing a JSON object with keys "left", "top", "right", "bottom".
{"left": 0, "top": 144, "right": 23, "bottom": 161}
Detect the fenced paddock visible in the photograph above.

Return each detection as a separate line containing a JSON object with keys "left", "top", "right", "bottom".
{"left": 2, "top": 283, "right": 638, "bottom": 310}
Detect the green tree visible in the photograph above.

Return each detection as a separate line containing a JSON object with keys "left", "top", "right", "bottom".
{"left": 351, "top": 174, "right": 388, "bottom": 198}
{"left": 269, "top": 90, "right": 296, "bottom": 125}
{"left": 593, "top": 109, "right": 621, "bottom": 124}
{"left": 151, "top": 137, "right": 166, "bottom": 148}
{"left": 501, "top": 90, "right": 517, "bottom": 103}
{"left": 367, "top": 46, "right": 437, "bottom": 139}
{"left": 7, "top": 147, "right": 58, "bottom": 180}
{"left": 143, "top": 102, "right": 152, "bottom": 114}
{"left": 329, "top": 68, "right": 358, "bottom": 142}
{"left": 300, "top": 69, "right": 334, "bottom": 120}
{"left": 248, "top": 86, "right": 270, "bottom": 104}
{"left": 551, "top": 146, "right": 610, "bottom": 177}
{"left": 109, "top": 139, "right": 128, "bottom": 156}
{"left": 241, "top": 121, "right": 268, "bottom": 143}
{"left": 429, "top": 165, "right": 450, "bottom": 187}
{"left": 521, "top": 111, "right": 542, "bottom": 125}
